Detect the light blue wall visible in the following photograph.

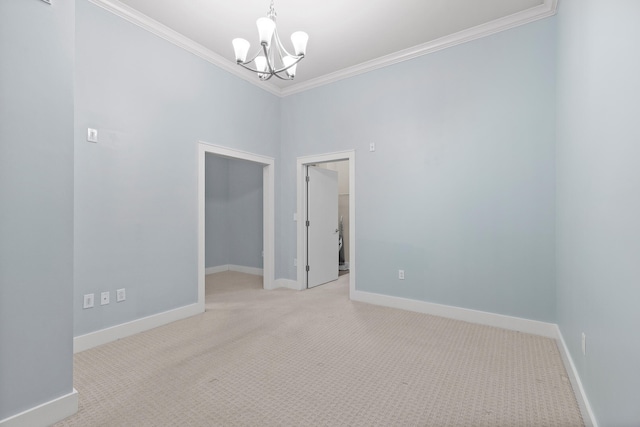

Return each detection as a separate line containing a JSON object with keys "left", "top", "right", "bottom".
{"left": 74, "top": 0, "right": 279, "bottom": 336}
{"left": 205, "top": 154, "right": 230, "bottom": 268}
{"left": 12, "top": 1, "right": 637, "bottom": 423}
{"left": 556, "top": 1, "right": 640, "bottom": 425}
{"left": 281, "top": 18, "right": 557, "bottom": 322}
{"left": 205, "top": 155, "right": 263, "bottom": 269}
{"left": 228, "top": 159, "right": 264, "bottom": 269}
{"left": 0, "top": 0, "right": 75, "bottom": 420}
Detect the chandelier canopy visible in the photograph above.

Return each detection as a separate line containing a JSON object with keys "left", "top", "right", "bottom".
{"left": 232, "top": 0, "right": 308, "bottom": 81}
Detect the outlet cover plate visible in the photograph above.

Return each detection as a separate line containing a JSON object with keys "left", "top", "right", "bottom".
{"left": 116, "top": 288, "right": 126, "bottom": 302}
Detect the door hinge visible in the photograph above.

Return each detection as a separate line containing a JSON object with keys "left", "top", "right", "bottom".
{"left": 306, "top": 220, "right": 310, "bottom": 227}
{"left": 306, "top": 176, "right": 310, "bottom": 182}
{"left": 306, "top": 265, "right": 310, "bottom": 272}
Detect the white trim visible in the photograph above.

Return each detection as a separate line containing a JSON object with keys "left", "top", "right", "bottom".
{"left": 350, "top": 288, "right": 599, "bottom": 426}
{"left": 87, "top": 0, "right": 280, "bottom": 97}
{"left": 282, "top": 0, "right": 558, "bottom": 96}
{"left": 296, "top": 151, "right": 356, "bottom": 297}
{"left": 89, "top": 0, "right": 557, "bottom": 98}
{"left": 205, "top": 264, "right": 264, "bottom": 276}
{"left": 555, "top": 327, "right": 599, "bottom": 427}
{"left": 0, "top": 389, "right": 78, "bottom": 427}
{"left": 74, "top": 303, "right": 202, "bottom": 353}
{"left": 351, "top": 289, "right": 557, "bottom": 338}
{"left": 205, "top": 265, "right": 230, "bottom": 275}
{"left": 229, "top": 265, "right": 263, "bottom": 276}
{"left": 198, "top": 141, "right": 275, "bottom": 298}
{"left": 273, "top": 279, "right": 302, "bottom": 290}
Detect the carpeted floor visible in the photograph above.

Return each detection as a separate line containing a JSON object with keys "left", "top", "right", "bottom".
{"left": 56, "top": 271, "right": 583, "bottom": 426}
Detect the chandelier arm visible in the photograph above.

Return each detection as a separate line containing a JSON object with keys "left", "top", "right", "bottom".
{"left": 272, "top": 28, "right": 295, "bottom": 59}
{"left": 268, "top": 28, "right": 301, "bottom": 79}
{"left": 237, "top": 62, "right": 261, "bottom": 74}
{"left": 273, "top": 55, "right": 304, "bottom": 74}
{"left": 236, "top": 44, "right": 274, "bottom": 74}
{"left": 262, "top": 43, "right": 277, "bottom": 76}
{"left": 271, "top": 72, "right": 294, "bottom": 81}
{"left": 239, "top": 48, "right": 264, "bottom": 67}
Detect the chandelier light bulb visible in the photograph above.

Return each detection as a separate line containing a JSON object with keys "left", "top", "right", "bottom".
{"left": 255, "top": 56, "right": 268, "bottom": 75}
{"left": 256, "top": 17, "right": 276, "bottom": 46}
{"left": 283, "top": 56, "right": 297, "bottom": 77}
{"left": 291, "top": 31, "right": 309, "bottom": 56}
{"left": 232, "top": 38, "right": 250, "bottom": 63}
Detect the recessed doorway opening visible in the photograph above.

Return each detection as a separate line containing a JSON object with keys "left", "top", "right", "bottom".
{"left": 197, "top": 142, "right": 275, "bottom": 311}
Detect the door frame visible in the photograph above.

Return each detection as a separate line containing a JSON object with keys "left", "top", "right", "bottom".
{"left": 198, "top": 141, "right": 275, "bottom": 311}
{"left": 296, "top": 150, "right": 355, "bottom": 298}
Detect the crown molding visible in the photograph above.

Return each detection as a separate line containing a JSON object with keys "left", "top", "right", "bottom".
{"left": 281, "top": 0, "right": 558, "bottom": 96}
{"left": 86, "top": 0, "right": 282, "bottom": 97}
{"left": 88, "top": 0, "right": 557, "bottom": 98}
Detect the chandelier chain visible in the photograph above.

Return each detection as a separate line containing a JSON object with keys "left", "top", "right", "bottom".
{"left": 268, "top": 0, "right": 277, "bottom": 20}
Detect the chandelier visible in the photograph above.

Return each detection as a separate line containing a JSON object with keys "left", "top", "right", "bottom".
{"left": 232, "top": 0, "right": 308, "bottom": 81}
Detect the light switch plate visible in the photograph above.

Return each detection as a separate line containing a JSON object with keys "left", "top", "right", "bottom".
{"left": 83, "top": 293, "right": 94, "bottom": 309}
{"left": 87, "top": 128, "right": 98, "bottom": 143}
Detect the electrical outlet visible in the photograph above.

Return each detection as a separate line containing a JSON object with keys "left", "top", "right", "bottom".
{"left": 116, "top": 288, "right": 126, "bottom": 302}
{"left": 83, "top": 293, "right": 94, "bottom": 309}
{"left": 398, "top": 270, "right": 405, "bottom": 280}
{"left": 101, "top": 291, "right": 110, "bottom": 306}
{"left": 581, "top": 332, "right": 586, "bottom": 356}
{"left": 369, "top": 142, "right": 376, "bottom": 152}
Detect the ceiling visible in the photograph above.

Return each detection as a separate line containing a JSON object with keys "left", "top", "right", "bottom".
{"left": 97, "top": 0, "right": 555, "bottom": 96}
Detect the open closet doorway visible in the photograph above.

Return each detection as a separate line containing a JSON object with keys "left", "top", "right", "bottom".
{"left": 205, "top": 154, "right": 264, "bottom": 273}
{"left": 197, "top": 142, "right": 275, "bottom": 311}
{"left": 297, "top": 151, "right": 355, "bottom": 297}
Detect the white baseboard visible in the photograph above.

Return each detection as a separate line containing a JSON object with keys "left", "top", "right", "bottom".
{"left": 351, "top": 290, "right": 557, "bottom": 338}
{"left": 229, "top": 265, "right": 263, "bottom": 276}
{"left": 273, "top": 279, "right": 302, "bottom": 290}
{"left": 350, "top": 290, "right": 597, "bottom": 425}
{"left": 205, "top": 265, "right": 263, "bottom": 276}
{"left": 74, "top": 303, "right": 203, "bottom": 353}
{"left": 0, "top": 388, "right": 78, "bottom": 427}
{"left": 205, "top": 265, "right": 229, "bottom": 275}
{"left": 555, "top": 326, "right": 598, "bottom": 427}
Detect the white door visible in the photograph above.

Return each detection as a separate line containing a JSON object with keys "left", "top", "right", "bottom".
{"left": 307, "top": 166, "right": 339, "bottom": 288}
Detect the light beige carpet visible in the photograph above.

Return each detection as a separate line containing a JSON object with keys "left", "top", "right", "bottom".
{"left": 57, "top": 272, "right": 583, "bottom": 426}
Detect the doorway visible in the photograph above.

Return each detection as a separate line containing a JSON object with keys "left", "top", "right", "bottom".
{"left": 205, "top": 154, "right": 264, "bottom": 276}
{"left": 297, "top": 151, "right": 355, "bottom": 297}
{"left": 306, "top": 165, "right": 339, "bottom": 288}
{"left": 198, "top": 142, "right": 275, "bottom": 311}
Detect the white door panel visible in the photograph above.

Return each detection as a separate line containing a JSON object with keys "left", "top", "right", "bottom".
{"left": 307, "top": 166, "right": 339, "bottom": 288}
